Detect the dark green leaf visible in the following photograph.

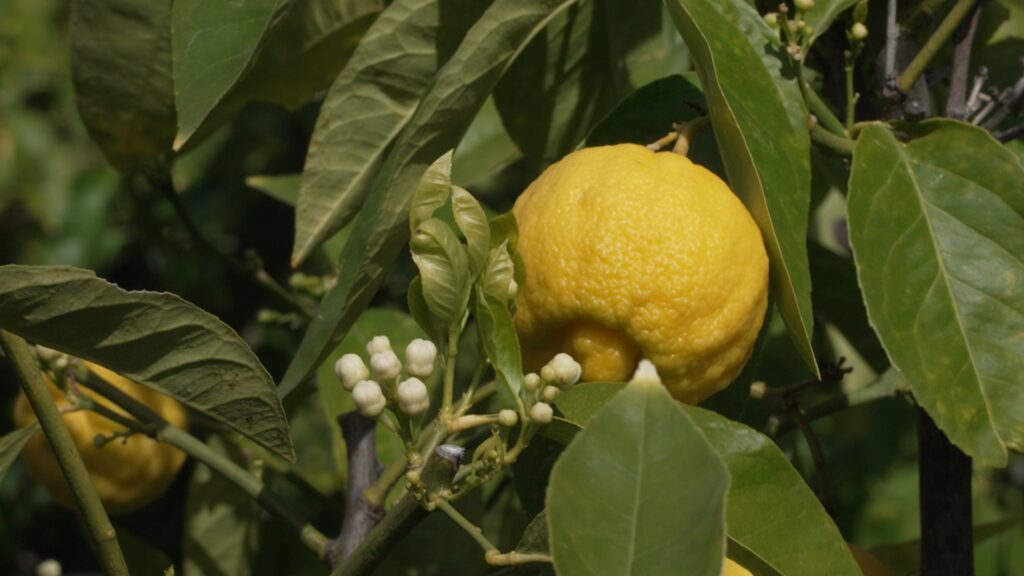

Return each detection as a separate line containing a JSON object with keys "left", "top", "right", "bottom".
{"left": 516, "top": 511, "right": 550, "bottom": 555}
{"left": 293, "top": 0, "right": 490, "bottom": 265}
{"left": 687, "top": 406, "right": 862, "bottom": 576}
{"left": 804, "top": 0, "right": 860, "bottom": 42}
{"left": 411, "top": 219, "right": 471, "bottom": 325}
{"left": 555, "top": 380, "right": 624, "bottom": 424}
{"left": 70, "top": 0, "right": 176, "bottom": 171}
{"left": 279, "top": 0, "right": 583, "bottom": 397}
{"left": 494, "top": 0, "right": 626, "bottom": 169}
{"left": 172, "top": 0, "right": 277, "bottom": 149}
{"left": 245, "top": 174, "right": 300, "bottom": 207}
{"left": 183, "top": 436, "right": 262, "bottom": 576}
{"left": 666, "top": 0, "right": 818, "bottom": 377}
{"left": 869, "top": 514, "right": 1024, "bottom": 574}
{"left": 848, "top": 121, "right": 1024, "bottom": 467}
{"left": 475, "top": 290, "right": 524, "bottom": 398}
{"left": 0, "top": 423, "right": 40, "bottom": 483}
{"left": 0, "top": 265, "right": 294, "bottom": 462}
{"left": 605, "top": 2, "right": 689, "bottom": 88}
{"left": 547, "top": 380, "right": 729, "bottom": 576}
{"left": 808, "top": 242, "right": 888, "bottom": 373}
{"left": 452, "top": 97, "right": 522, "bottom": 186}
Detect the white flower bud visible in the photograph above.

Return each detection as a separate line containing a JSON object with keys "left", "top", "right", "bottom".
{"left": 529, "top": 402, "right": 553, "bottom": 424}
{"left": 539, "top": 365, "right": 556, "bottom": 383}
{"left": 370, "top": 350, "right": 402, "bottom": 380}
{"left": 524, "top": 373, "right": 541, "bottom": 391}
{"left": 497, "top": 409, "right": 518, "bottom": 427}
{"left": 749, "top": 381, "right": 768, "bottom": 399}
{"left": 366, "top": 335, "right": 392, "bottom": 356}
{"left": 794, "top": 0, "right": 814, "bottom": 12}
{"left": 541, "top": 385, "right": 561, "bottom": 402}
{"left": 629, "top": 359, "right": 662, "bottom": 385}
{"left": 397, "top": 377, "right": 430, "bottom": 416}
{"left": 850, "top": 22, "right": 868, "bottom": 40}
{"left": 335, "top": 353, "right": 369, "bottom": 391}
{"left": 404, "top": 338, "right": 437, "bottom": 378}
{"left": 547, "top": 353, "right": 582, "bottom": 387}
{"left": 352, "top": 380, "right": 387, "bottom": 417}
{"left": 36, "top": 559, "right": 62, "bottom": 576}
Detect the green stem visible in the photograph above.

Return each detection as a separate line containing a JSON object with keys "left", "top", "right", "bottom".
{"left": 331, "top": 495, "right": 427, "bottom": 576}
{"left": 441, "top": 328, "right": 460, "bottom": 412}
{"left": 845, "top": 52, "right": 858, "bottom": 128}
{"left": 0, "top": 332, "right": 129, "bottom": 576}
{"left": 806, "top": 87, "right": 849, "bottom": 137}
{"left": 897, "top": 0, "right": 979, "bottom": 94}
{"left": 436, "top": 500, "right": 497, "bottom": 553}
{"left": 810, "top": 125, "right": 856, "bottom": 156}
{"left": 364, "top": 456, "right": 408, "bottom": 508}
{"left": 82, "top": 374, "right": 330, "bottom": 560}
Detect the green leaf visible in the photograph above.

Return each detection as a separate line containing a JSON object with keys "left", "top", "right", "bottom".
{"left": 556, "top": 383, "right": 862, "bottom": 576}
{"left": 605, "top": 2, "right": 689, "bottom": 88}
{"left": 70, "top": 0, "right": 176, "bottom": 171}
{"left": 803, "top": 0, "right": 860, "bottom": 43}
{"left": 487, "top": 213, "right": 526, "bottom": 291}
{"left": 0, "top": 265, "right": 295, "bottom": 462}
{"left": 451, "top": 187, "right": 490, "bottom": 277}
{"left": 547, "top": 380, "right": 729, "bottom": 576}
{"left": 410, "top": 151, "right": 455, "bottom": 236}
{"left": 452, "top": 97, "right": 522, "bottom": 186}
{"left": 474, "top": 290, "right": 524, "bottom": 398}
{"left": 183, "top": 435, "right": 262, "bottom": 576}
{"left": 687, "top": 406, "right": 862, "bottom": 576}
{"left": 516, "top": 511, "right": 550, "bottom": 555}
{"left": 0, "top": 422, "right": 40, "bottom": 483}
{"left": 278, "top": 0, "right": 583, "bottom": 397}
{"left": 494, "top": 0, "right": 626, "bottom": 169}
{"left": 408, "top": 276, "right": 447, "bottom": 347}
{"left": 172, "top": 0, "right": 277, "bottom": 149}
{"left": 666, "top": 0, "right": 818, "bottom": 378}
{"left": 480, "top": 241, "right": 516, "bottom": 303}
{"left": 847, "top": 120, "right": 1024, "bottom": 467}
{"left": 293, "top": 0, "right": 491, "bottom": 266}
{"left": 411, "top": 219, "right": 471, "bottom": 325}
{"left": 869, "top": 514, "right": 1024, "bottom": 574}
{"left": 245, "top": 174, "right": 300, "bottom": 207}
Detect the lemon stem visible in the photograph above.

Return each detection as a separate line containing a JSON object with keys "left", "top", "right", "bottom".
{"left": 0, "top": 331, "right": 130, "bottom": 576}
{"left": 671, "top": 116, "right": 710, "bottom": 157}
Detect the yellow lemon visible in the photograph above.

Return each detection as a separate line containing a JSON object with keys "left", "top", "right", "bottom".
{"left": 513, "top": 144, "right": 768, "bottom": 403}
{"left": 723, "top": 558, "right": 753, "bottom": 576}
{"left": 13, "top": 361, "right": 189, "bottom": 514}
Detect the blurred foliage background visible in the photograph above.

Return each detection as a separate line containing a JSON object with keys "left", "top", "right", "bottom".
{"left": 1, "top": 0, "right": 1023, "bottom": 574}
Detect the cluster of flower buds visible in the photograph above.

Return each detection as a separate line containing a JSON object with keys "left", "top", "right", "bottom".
{"left": 522, "top": 352, "right": 583, "bottom": 425}
{"left": 334, "top": 336, "right": 438, "bottom": 420}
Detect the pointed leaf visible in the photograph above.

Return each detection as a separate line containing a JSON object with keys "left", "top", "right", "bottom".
{"left": 0, "top": 422, "right": 41, "bottom": 483}
{"left": 172, "top": 0, "right": 277, "bottom": 149}
{"left": 475, "top": 290, "right": 524, "bottom": 397}
{"left": 547, "top": 380, "right": 728, "bottom": 576}
{"left": 0, "top": 265, "right": 294, "bottom": 462}
{"left": 666, "top": 0, "right": 818, "bottom": 377}
{"left": 804, "top": 0, "right": 861, "bottom": 43}
{"left": 481, "top": 241, "right": 515, "bottom": 303}
{"left": 70, "top": 0, "right": 176, "bottom": 171}
{"left": 409, "top": 151, "right": 455, "bottom": 237}
{"left": 279, "top": 0, "right": 582, "bottom": 397}
{"left": 408, "top": 276, "right": 447, "bottom": 347}
{"left": 293, "top": 0, "right": 491, "bottom": 265}
{"left": 847, "top": 121, "right": 1024, "bottom": 467}
{"left": 451, "top": 187, "right": 490, "bottom": 276}
{"left": 246, "top": 174, "right": 300, "bottom": 207}
{"left": 411, "top": 219, "right": 470, "bottom": 325}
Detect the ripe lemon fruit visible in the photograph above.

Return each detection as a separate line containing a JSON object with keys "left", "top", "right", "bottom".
{"left": 513, "top": 144, "right": 768, "bottom": 403}
{"left": 13, "top": 362, "right": 188, "bottom": 514}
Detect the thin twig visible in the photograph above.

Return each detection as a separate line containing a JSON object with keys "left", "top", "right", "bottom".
{"left": 945, "top": 1, "right": 984, "bottom": 119}
{"left": 995, "top": 120, "right": 1024, "bottom": 142}
{"left": 898, "top": 0, "right": 980, "bottom": 94}
{"left": 327, "top": 412, "right": 385, "bottom": 567}
{"left": 967, "top": 67, "right": 989, "bottom": 114}
{"left": 981, "top": 64, "right": 1024, "bottom": 129}
{"left": 785, "top": 397, "right": 833, "bottom": 514}
{"left": 810, "top": 125, "right": 856, "bottom": 156}
{"left": 884, "top": 0, "right": 900, "bottom": 97}
{"left": 331, "top": 495, "right": 427, "bottom": 576}
{"left": 0, "top": 332, "right": 129, "bottom": 575}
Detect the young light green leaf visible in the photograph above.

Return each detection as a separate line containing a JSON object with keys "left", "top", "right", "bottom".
{"left": 411, "top": 219, "right": 471, "bottom": 325}
{"left": 408, "top": 276, "right": 447, "bottom": 347}
{"left": 847, "top": 121, "right": 1024, "bottom": 467}
{"left": 0, "top": 422, "right": 41, "bottom": 483}
{"left": 475, "top": 290, "right": 524, "bottom": 397}
{"left": 409, "top": 151, "right": 455, "bottom": 236}
{"left": 481, "top": 241, "right": 516, "bottom": 303}
{"left": 666, "top": 0, "right": 818, "bottom": 378}
{"left": 172, "top": 0, "right": 277, "bottom": 149}
{"left": 70, "top": 0, "right": 176, "bottom": 171}
{"left": 0, "top": 265, "right": 295, "bottom": 462}
{"left": 278, "top": 0, "right": 582, "bottom": 397}
{"left": 293, "top": 0, "right": 491, "bottom": 266}
{"left": 451, "top": 187, "right": 490, "bottom": 276}
{"left": 547, "top": 380, "right": 729, "bottom": 576}
{"left": 494, "top": 0, "right": 626, "bottom": 169}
